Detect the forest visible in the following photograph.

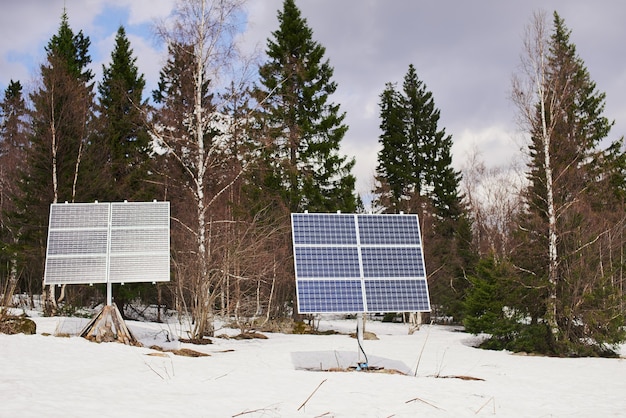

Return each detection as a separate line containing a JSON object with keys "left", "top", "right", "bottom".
{"left": 0, "top": 0, "right": 624, "bottom": 356}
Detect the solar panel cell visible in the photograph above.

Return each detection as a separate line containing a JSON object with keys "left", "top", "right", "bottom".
{"left": 44, "top": 257, "right": 108, "bottom": 284}
{"left": 109, "top": 254, "right": 170, "bottom": 283}
{"left": 46, "top": 230, "right": 108, "bottom": 255}
{"left": 49, "top": 203, "right": 109, "bottom": 229}
{"left": 292, "top": 213, "right": 357, "bottom": 245}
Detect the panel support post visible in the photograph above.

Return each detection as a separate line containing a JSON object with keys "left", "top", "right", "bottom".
{"left": 106, "top": 282, "right": 112, "bottom": 306}
{"left": 356, "top": 313, "right": 367, "bottom": 369}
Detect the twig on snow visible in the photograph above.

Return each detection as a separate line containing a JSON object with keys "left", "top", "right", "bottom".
{"left": 144, "top": 360, "right": 166, "bottom": 380}
{"left": 232, "top": 407, "right": 272, "bottom": 417}
{"left": 405, "top": 396, "right": 444, "bottom": 411}
{"left": 413, "top": 325, "right": 432, "bottom": 376}
{"left": 474, "top": 396, "right": 495, "bottom": 415}
{"left": 298, "top": 379, "right": 327, "bottom": 411}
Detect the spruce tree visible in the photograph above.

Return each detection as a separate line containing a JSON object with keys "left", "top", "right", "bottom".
{"left": 86, "top": 26, "right": 155, "bottom": 315}
{"left": 16, "top": 9, "right": 95, "bottom": 312}
{"left": 373, "top": 83, "right": 410, "bottom": 212}
{"left": 374, "top": 64, "right": 474, "bottom": 321}
{"left": 0, "top": 80, "right": 29, "bottom": 290}
{"left": 89, "top": 25, "right": 152, "bottom": 202}
{"left": 256, "top": 0, "right": 357, "bottom": 213}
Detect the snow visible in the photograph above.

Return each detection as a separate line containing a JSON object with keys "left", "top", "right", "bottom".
{"left": 1, "top": 312, "right": 625, "bottom": 417}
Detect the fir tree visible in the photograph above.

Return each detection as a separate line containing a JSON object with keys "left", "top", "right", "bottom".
{"left": 256, "top": 0, "right": 357, "bottom": 213}
{"left": 46, "top": 10, "right": 93, "bottom": 83}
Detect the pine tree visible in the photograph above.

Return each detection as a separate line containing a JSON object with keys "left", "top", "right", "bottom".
{"left": 510, "top": 11, "right": 625, "bottom": 355}
{"left": 255, "top": 0, "right": 357, "bottom": 213}
{"left": 88, "top": 25, "right": 152, "bottom": 202}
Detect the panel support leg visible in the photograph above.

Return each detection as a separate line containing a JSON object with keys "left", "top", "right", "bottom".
{"left": 106, "top": 282, "right": 112, "bottom": 306}
{"left": 356, "top": 313, "right": 368, "bottom": 369}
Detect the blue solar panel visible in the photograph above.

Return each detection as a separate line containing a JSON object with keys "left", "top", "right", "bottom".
{"left": 292, "top": 213, "right": 357, "bottom": 245}
{"left": 294, "top": 247, "right": 361, "bottom": 278}
{"left": 364, "top": 280, "right": 430, "bottom": 311}
{"left": 357, "top": 214, "right": 421, "bottom": 245}
{"left": 291, "top": 213, "right": 431, "bottom": 313}
{"left": 361, "top": 247, "right": 425, "bottom": 277}
{"left": 297, "top": 280, "right": 364, "bottom": 313}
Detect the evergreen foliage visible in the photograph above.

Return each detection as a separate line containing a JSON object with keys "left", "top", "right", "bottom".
{"left": 467, "top": 11, "right": 626, "bottom": 356}
{"left": 0, "top": 81, "right": 29, "bottom": 291}
{"left": 255, "top": 0, "right": 358, "bottom": 213}
{"left": 89, "top": 26, "right": 153, "bottom": 203}
{"left": 374, "top": 64, "right": 463, "bottom": 219}
{"left": 85, "top": 25, "right": 155, "bottom": 315}
{"left": 374, "top": 64, "right": 475, "bottom": 321}
{"left": 9, "top": 9, "right": 95, "bottom": 312}
{"left": 1, "top": 4, "right": 623, "bottom": 340}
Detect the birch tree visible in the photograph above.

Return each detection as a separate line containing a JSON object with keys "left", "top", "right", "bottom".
{"left": 151, "top": 0, "right": 252, "bottom": 338}
{"left": 511, "top": 11, "right": 624, "bottom": 354}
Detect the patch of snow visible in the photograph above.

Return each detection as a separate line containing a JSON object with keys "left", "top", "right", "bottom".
{"left": 0, "top": 314, "right": 624, "bottom": 417}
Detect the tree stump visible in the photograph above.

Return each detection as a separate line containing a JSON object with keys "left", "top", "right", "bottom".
{"left": 80, "top": 305, "right": 140, "bottom": 346}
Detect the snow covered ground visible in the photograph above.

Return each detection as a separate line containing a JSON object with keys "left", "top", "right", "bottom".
{"left": 1, "top": 311, "right": 625, "bottom": 417}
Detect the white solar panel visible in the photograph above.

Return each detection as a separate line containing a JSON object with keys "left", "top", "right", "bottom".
{"left": 44, "top": 202, "right": 170, "bottom": 285}
{"left": 291, "top": 213, "right": 431, "bottom": 314}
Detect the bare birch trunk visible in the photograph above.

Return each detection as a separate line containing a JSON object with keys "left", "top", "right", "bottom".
{"left": 45, "top": 88, "right": 59, "bottom": 314}
{"left": 539, "top": 83, "right": 559, "bottom": 336}
{"left": 512, "top": 11, "right": 560, "bottom": 340}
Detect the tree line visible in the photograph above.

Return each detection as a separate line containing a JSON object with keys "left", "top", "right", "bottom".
{"left": 0, "top": 1, "right": 624, "bottom": 355}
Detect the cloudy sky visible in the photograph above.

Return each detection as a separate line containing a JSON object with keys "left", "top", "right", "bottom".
{"left": 1, "top": 0, "right": 625, "bottom": 200}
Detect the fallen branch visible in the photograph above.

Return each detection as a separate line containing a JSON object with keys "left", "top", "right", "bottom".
{"left": 298, "top": 379, "right": 327, "bottom": 411}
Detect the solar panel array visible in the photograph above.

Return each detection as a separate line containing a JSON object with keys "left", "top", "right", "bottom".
{"left": 291, "top": 213, "right": 431, "bottom": 314}
{"left": 44, "top": 201, "right": 170, "bottom": 285}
